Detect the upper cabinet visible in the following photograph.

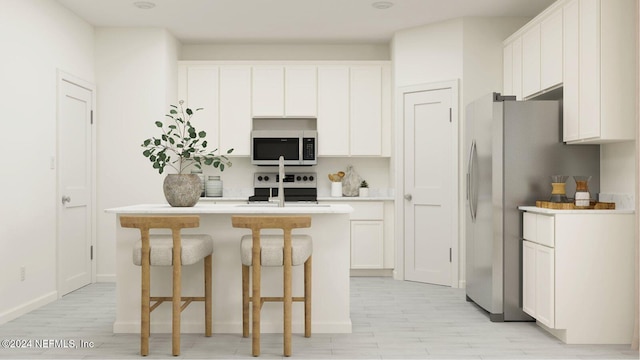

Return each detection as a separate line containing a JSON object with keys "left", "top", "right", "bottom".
{"left": 562, "top": 0, "right": 636, "bottom": 143}
{"left": 179, "top": 61, "right": 391, "bottom": 157}
{"left": 252, "top": 66, "right": 317, "bottom": 117}
{"left": 504, "top": 0, "right": 636, "bottom": 144}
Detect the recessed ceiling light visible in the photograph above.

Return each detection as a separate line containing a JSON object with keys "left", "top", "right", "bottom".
{"left": 372, "top": 1, "right": 394, "bottom": 10}
{"left": 133, "top": 1, "right": 156, "bottom": 9}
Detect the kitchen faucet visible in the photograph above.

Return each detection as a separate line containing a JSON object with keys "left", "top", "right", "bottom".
{"left": 277, "top": 155, "right": 285, "bottom": 207}
{"left": 268, "top": 156, "right": 285, "bottom": 207}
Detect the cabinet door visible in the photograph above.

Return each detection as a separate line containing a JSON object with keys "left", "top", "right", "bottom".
{"left": 522, "top": 24, "right": 541, "bottom": 98}
{"left": 535, "top": 244, "right": 555, "bottom": 328}
{"left": 578, "top": 0, "right": 601, "bottom": 139}
{"left": 317, "top": 66, "right": 349, "bottom": 156}
{"left": 540, "top": 10, "right": 563, "bottom": 89}
{"left": 252, "top": 66, "right": 284, "bottom": 117}
{"left": 285, "top": 66, "right": 317, "bottom": 117}
{"left": 512, "top": 37, "right": 523, "bottom": 100}
{"left": 563, "top": 0, "right": 580, "bottom": 142}
{"left": 350, "top": 220, "right": 384, "bottom": 269}
{"left": 185, "top": 66, "right": 220, "bottom": 151}
{"left": 219, "top": 66, "right": 251, "bottom": 156}
{"left": 522, "top": 240, "right": 537, "bottom": 317}
{"left": 350, "top": 66, "right": 382, "bottom": 156}
{"left": 503, "top": 43, "right": 514, "bottom": 96}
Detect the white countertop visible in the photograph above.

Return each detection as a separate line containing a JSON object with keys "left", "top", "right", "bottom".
{"left": 199, "top": 196, "right": 394, "bottom": 202}
{"left": 519, "top": 206, "right": 635, "bottom": 215}
{"left": 105, "top": 203, "right": 353, "bottom": 214}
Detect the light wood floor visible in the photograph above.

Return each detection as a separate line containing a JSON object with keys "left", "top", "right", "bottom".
{"left": 0, "top": 277, "right": 636, "bottom": 359}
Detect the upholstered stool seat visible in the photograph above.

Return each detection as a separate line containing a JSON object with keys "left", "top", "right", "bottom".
{"left": 120, "top": 216, "right": 213, "bottom": 357}
{"left": 133, "top": 234, "right": 213, "bottom": 266}
{"left": 240, "top": 234, "right": 312, "bottom": 267}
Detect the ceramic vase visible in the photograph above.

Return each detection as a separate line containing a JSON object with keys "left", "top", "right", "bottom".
{"left": 163, "top": 174, "right": 201, "bottom": 207}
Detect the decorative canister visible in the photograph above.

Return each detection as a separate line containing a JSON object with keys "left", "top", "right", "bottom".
{"left": 573, "top": 175, "right": 591, "bottom": 207}
{"left": 191, "top": 169, "right": 205, "bottom": 197}
{"left": 206, "top": 175, "right": 223, "bottom": 197}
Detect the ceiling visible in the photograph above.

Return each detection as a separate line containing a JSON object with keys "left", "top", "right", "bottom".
{"left": 56, "top": 0, "right": 555, "bottom": 44}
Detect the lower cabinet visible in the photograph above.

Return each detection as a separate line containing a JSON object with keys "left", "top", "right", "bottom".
{"left": 350, "top": 220, "right": 384, "bottom": 269}
{"left": 520, "top": 209, "right": 634, "bottom": 344}
{"left": 522, "top": 239, "right": 555, "bottom": 328}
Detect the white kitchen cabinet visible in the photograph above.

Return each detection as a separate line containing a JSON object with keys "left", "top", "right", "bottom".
{"left": 350, "top": 66, "right": 383, "bottom": 156}
{"left": 503, "top": 38, "right": 523, "bottom": 99}
{"left": 181, "top": 66, "right": 220, "bottom": 151}
{"left": 349, "top": 202, "right": 385, "bottom": 269}
{"left": 513, "top": 5, "right": 562, "bottom": 99}
{"left": 252, "top": 66, "right": 317, "bottom": 117}
{"left": 350, "top": 221, "right": 384, "bottom": 269}
{"left": 540, "top": 10, "right": 563, "bottom": 90}
{"left": 317, "top": 66, "right": 349, "bottom": 156}
{"left": 521, "top": 24, "right": 541, "bottom": 98}
{"left": 562, "top": 0, "right": 636, "bottom": 143}
{"left": 284, "top": 66, "right": 317, "bottom": 117}
{"left": 520, "top": 208, "right": 634, "bottom": 344}
{"left": 219, "top": 66, "right": 252, "bottom": 155}
{"left": 252, "top": 66, "right": 284, "bottom": 117}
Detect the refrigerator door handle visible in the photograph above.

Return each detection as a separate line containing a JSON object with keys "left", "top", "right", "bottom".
{"left": 469, "top": 141, "right": 478, "bottom": 222}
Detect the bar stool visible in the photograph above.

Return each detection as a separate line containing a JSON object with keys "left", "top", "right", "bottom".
{"left": 231, "top": 215, "right": 312, "bottom": 357}
{"left": 120, "top": 215, "right": 213, "bottom": 356}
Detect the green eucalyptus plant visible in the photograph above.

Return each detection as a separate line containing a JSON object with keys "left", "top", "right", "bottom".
{"left": 142, "top": 100, "right": 233, "bottom": 174}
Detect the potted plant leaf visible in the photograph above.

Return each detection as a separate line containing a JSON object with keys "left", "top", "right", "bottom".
{"left": 142, "top": 100, "right": 233, "bottom": 207}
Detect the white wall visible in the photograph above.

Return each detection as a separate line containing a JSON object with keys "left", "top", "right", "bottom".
{"left": 181, "top": 43, "right": 390, "bottom": 61}
{"left": 95, "top": 28, "right": 179, "bottom": 281}
{"left": 0, "top": 0, "right": 94, "bottom": 323}
{"left": 392, "top": 17, "right": 530, "bottom": 285}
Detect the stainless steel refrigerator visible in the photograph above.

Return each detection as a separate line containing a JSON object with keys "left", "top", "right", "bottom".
{"left": 464, "top": 93, "right": 600, "bottom": 321}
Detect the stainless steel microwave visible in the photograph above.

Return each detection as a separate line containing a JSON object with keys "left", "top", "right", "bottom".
{"left": 251, "top": 130, "right": 317, "bottom": 166}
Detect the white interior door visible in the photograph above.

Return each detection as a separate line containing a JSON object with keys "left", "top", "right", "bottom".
{"left": 58, "top": 76, "right": 94, "bottom": 296}
{"left": 403, "top": 86, "right": 456, "bottom": 286}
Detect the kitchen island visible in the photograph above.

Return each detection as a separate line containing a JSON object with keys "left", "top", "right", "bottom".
{"left": 105, "top": 203, "right": 353, "bottom": 334}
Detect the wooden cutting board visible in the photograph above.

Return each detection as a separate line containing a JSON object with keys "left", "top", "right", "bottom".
{"left": 535, "top": 200, "right": 615, "bottom": 210}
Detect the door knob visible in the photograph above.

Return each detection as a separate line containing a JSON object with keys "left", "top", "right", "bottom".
{"left": 404, "top": 194, "right": 412, "bottom": 201}
{"left": 61, "top": 196, "right": 71, "bottom": 204}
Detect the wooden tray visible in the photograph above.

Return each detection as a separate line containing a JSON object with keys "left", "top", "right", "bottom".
{"left": 535, "top": 200, "right": 615, "bottom": 210}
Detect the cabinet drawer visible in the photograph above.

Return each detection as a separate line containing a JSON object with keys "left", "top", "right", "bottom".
{"left": 523, "top": 212, "right": 555, "bottom": 247}
{"left": 349, "top": 202, "right": 384, "bottom": 220}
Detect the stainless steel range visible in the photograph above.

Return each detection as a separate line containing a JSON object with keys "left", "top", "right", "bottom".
{"left": 248, "top": 172, "right": 317, "bottom": 202}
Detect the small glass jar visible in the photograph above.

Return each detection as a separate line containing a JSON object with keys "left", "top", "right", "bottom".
{"left": 549, "top": 175, "right": 569, "bottom": 203}
{"left": 206, "top": 176, "right": 223, "bottom": 197}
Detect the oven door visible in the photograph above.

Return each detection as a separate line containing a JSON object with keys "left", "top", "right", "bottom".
{"left": 251, "top": 136, "right": 302, "bottom": 165}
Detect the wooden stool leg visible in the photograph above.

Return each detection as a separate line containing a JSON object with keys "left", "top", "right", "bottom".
{"left": 283, "top": 233, "right": 292, "bottom": 357}
{"left": 172, "top": 249, "right": 182, "bottom": 356}
{"left": 205, "top": 255, "right": 212, "bottom": 337}
{"left": 242, "top": 265, "right": 250, "bottom": 338}
{"left": 304, "top": 256, "right": 312, "bottom": 338}
{"left": 141, "top": 253, "right": 150, "bottom": 356}
{"left": 252, "top": 259, "right": 261, "bottom": 356}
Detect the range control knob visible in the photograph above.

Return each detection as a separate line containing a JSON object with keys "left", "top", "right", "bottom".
{"left": 264, "top": 176, "right": 269, "bottom": 181}
{"left": 257, "top": 176, "right": 263, "bottom": 181}
{"left": 296, "top": 176, "right": 302, "bottom": 181}
{"left": 309, "top": 175, "right": 314, "bottom": 181}
{"left": 303, "top": 176, "right": 308, "bottom": 181}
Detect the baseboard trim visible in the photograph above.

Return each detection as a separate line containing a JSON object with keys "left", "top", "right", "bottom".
{"left": 350, "top": 269, "right": 394, "bottom": 277}
{"left": 96, "top": 274, "right": 116, "bottom": 283}
{"left": 0, "top": 291, "right": 58, "bottom": 325}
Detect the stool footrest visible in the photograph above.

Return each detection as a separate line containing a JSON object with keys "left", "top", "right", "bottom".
{"left": 149, "top": 297, "right": 207, "bottom": 313}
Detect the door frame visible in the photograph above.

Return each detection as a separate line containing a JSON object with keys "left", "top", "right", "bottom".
{"left": 56, "top": 70, "right": 97, "bottom": 297}
{"left": 394, "top": 80, "right": 459, "bottom": 287}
